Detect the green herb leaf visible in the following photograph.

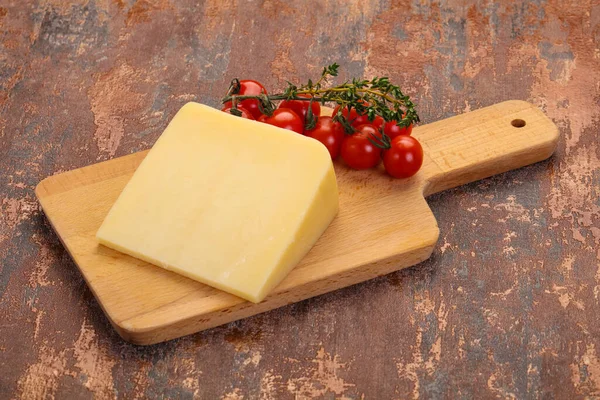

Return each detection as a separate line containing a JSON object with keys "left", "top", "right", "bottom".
{"left": 228, "top": 108, "right": 243, "bottom": 117}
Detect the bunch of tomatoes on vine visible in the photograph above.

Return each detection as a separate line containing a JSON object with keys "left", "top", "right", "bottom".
{"left": 221, "top": 64, "right": 423, "bottom": 179}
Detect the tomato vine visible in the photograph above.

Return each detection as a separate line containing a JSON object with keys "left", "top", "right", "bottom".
{"left": 221, "top": 63, "right": 420, "bottom": 133}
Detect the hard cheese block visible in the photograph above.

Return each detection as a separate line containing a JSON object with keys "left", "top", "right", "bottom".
{"left": 96, "top": 102, "right": 339, "bottom": 303}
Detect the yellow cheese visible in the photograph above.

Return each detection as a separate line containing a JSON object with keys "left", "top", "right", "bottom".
{"left": 96, "top": 102, "right": 339, "bottom": 303}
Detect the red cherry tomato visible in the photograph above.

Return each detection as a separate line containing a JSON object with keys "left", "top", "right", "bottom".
{"left": 383, "top": 120, "right": 413, "bottom": 139}
{"left": 279, "top": 94, "right": 321, "bottom": 128}
{"left": 332, "top": 103, "right": 384, "bottom": 130}
{"left": 340, "top": 124, "right": 382, "bottom": 170}
{"left": 352, "top": 114, "right": 384, "bottom": 130}
{"left": 221, "top": 105, "right": 255, "bottom": 120}
{"left": 305, "top": 116, "right": 345, "bottom": 159}
{"left": 383, "top": 135, "right": 423, "bottom": 178}
{"left": 223, "top": 80, "right": 267, "bottom": 119}
{"left": 333, "top": 104, "right": 359, "bottom": 122}
{"left": 258, "top": 108, "right": 304, "bottom": 134}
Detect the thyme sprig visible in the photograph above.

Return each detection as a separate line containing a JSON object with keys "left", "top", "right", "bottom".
{"left": 221, "top": 63, "right": 419, "bottom": 132}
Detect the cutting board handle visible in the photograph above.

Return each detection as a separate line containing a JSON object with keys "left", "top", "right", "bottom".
{"left": 418, "top": 100, "right": 559, "bottom": 196}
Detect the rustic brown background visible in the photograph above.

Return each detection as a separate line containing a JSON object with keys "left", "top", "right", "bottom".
{"left": 1, "top": 0, "right": 599, "bottom": 398}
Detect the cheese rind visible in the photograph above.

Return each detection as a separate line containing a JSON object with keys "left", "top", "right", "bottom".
{"left": 96, "top": 102, "right": 339, "bottom": 303}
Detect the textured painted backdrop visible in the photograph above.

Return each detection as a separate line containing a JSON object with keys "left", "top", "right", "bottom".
{"left": 1, "top": 0, "right": 599, "bottom": 398}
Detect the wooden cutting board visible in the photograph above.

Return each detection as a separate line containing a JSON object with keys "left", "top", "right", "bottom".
{"left": 35, "top": 100, "right": 558, "bottom": 345}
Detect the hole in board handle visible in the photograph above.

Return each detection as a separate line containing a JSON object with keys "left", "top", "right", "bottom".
{"left": 511, "top": 119, "right": 526, "bottom": 128}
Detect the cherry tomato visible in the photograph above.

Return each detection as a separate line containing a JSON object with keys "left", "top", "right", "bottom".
{"left": 223, "top": 80, "right": 267, "bottom": 119}
{"left": 258, "top": 108, "right": 304, "bottom": 134}
{"left": 279, "top": 94, "right": 321, "bottom": 128}
{"left": 352, "top": 114, "right": 384, "bottom": 130}
{"left": 383, "top": 120, "right": 413, "bottom": 139}
{"left": 332, "top": 103, "right": 384, "bottom": 130}
{"left": 340, "top": 124, "right": 382, "bottom": 170}
{"left": 383, "top": 135, "right": 423, "bottom": 178}
{"left": 221, "top": 105, "right": 255, "bottom": 120}
{"left": 333, "top": 104, "right": 359, "bottom": 122}
{"left": 305, "top": 116, "right": 345, "bottom": 159}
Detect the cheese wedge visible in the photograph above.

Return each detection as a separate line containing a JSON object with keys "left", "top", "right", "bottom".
{"left": 96, "top": 102, "right": 339, "bottom": 303}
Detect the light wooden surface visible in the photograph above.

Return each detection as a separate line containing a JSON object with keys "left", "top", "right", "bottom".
{"left": 35, "top": 100, "right": 558, "bottom": 345}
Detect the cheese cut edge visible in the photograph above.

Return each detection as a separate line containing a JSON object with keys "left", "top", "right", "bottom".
{"left": 248, "top": 163, "right": 339, "bottom": 302}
